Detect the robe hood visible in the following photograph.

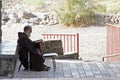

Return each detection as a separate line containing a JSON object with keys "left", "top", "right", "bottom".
{"left": 18, "top": 32, "right": 27, "bottom": 39}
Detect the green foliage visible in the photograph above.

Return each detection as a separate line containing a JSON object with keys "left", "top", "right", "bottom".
{"left": 26, "top": 0, "right": 45, "bottom": 8}
{"left": 54, "top": 0, "right": 106, "bottom": 27}
{"left": 93, "top": 0, "right": 120, "bottom": 13}
{"left": 105, "top": 0, "right": 120, "bottom": 13}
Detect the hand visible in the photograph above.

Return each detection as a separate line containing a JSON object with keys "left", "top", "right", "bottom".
{"left": 37, "top": 49, "right": 41, "bottom": 55}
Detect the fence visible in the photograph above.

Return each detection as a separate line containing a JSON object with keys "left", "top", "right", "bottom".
{"left": 104, "top": 24, "right": 120, "bottom": 62}
{"left": 42, "top": 33, "right": 79, "bottom": 58}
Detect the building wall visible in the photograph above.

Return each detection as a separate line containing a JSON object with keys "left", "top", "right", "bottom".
{"left": 0, "top": 0, "right": 2, "bottom": 42}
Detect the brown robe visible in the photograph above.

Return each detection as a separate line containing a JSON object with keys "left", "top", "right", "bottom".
{"left": 17, "top": 32, "right": 44, "bottom": 71}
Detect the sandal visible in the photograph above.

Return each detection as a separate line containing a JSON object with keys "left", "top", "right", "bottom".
{"left": 43, "top": 65, "right": 50, "bottom": 69}
{"left": 41, "top": 66, "right": 50, "bottom": 71}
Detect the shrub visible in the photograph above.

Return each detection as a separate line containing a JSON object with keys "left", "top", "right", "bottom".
{"left": 105, "top": 0, "right": 120, "bottom": 13}
{"left": 25, "top": 0, "right": 45, "bottom": 8}
{"left": 54, "top": 0, "right": 106, "bottom": 27}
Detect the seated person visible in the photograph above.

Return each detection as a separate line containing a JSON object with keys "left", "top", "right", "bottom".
{"left": 17, "top": 25, "right": 50, "bottom": 71}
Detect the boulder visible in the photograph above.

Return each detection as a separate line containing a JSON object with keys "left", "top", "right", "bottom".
{"left": 29, "top": 18, "right": 42, "bottom": 25}
{"left": 40, "top": 40, "right": 63, "bottom": 55}
{"left": 22, "top": 11, "right": 37, "bottom": 19}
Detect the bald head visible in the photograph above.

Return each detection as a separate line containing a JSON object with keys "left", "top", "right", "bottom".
{"left": 24, "top": 25, "right": 32, "bottom": 37}
{"left": 24, "top": 25, "right": 32, "bottom": 32}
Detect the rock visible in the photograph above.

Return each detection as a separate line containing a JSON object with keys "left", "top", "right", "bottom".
{"left": 114, "top": 18, "right": 119, "bottom": 24}
{"left": 2, "top": 11, "right": 10, "bottom": 22}
{"left": 118, "top": 17, "right": 120, "bottom": 23}
{"left": 20, "top": 19, "right": 29, "bottom": 24}
{"left": 2, "top": 1, "right": 60, "bottom": 26}
{"left": 94, "top": 13, "right": 120, "bottom": 25}
{"left": 2, "top": 21, "right": 7, "bottom": 25}
{"left": 5, "top": 19, "right": 16, "bottom": 27}
{"left": 48, "top": 20, "right": 54, "bottom": 25}
{"left": 16, "top": 17, "right": 21, "bottom": 23}
{"left": 34, "top": 12, "right": 45, "bottom": 19}
{"left": 8, "top": 13, "right": 17, "bottom": 19}
{"left": 104, "top": 16, "right": 110, "bottom": 23}
{"left": 110, "top": 18, "right": 115, "bottom": 24}
{"left": 22, "top": 11, "right": 37, "bottom": 19}
{"left": 44, "top": 15, "right": 48, "bottom": 20}
{"left": 40, "top": 21, "right": 44, "bottom": 25}
{"left": 29, "top": 18, "right": 42, "bottom": 25}
{"left": 18, "top": 11, "right": 24, "bottom": 18}
{"left": 43, "top": 21, "right": 48, "bottom": 25}
{"left": 40, "top": 40, "right": 63, "bottom": 55}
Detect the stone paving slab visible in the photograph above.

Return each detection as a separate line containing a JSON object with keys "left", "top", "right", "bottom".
{"left": 1, "top": 78, "right": 120, "bottom": 80}
{"left": 1, "top": 59, "right": 120, "bottom": 79}
{"left": 13, "top": 59, "right": 120, "bottom": 78}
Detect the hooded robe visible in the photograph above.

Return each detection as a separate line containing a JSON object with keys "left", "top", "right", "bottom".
{"left": 17, "top": 32, "right": 45, "bottom": 71}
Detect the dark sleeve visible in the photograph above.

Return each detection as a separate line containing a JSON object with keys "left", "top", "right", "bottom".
{"left": 33, "top": 42, "right": 40, "bottom": 49}
{"left": 33, "top": 41, "right": 43, "bottom": 54}
{"left": 23, "top": 38, "right": 38, "bottom": 55}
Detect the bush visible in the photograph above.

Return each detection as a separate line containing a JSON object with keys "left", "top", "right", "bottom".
{"left": 54, "top": 0, "right": 106, "bottom": 27}
{"left": 105, "top": 0, "right": 120, "bottom": 13}
{"left": 25, "top": 0, "right": 45, "bottom": 8}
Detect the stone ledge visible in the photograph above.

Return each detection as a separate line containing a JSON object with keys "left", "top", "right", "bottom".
{"left": 0, "top": 55, "right": 16, "bottom": 77}
{"left": 40, "top": 40, "right": 78, "bottom": 59}
{"left": 0, "top": 41, "right": 17, "bottom": 77}
{"left": 40, "top": 40, "right": 64, "bottom": 56}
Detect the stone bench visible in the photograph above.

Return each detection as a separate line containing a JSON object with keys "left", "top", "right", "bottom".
{"left": 40, "top": 40, "right": 63, "bottom": 56}
{"left": 41, "top": 33, "right": 79, "bottom": 59}
{"left": 0, "top": 41, "right": 17, "bottom": 78}
{"left": 40, "top": 39, "right": 78, "bottom": 59}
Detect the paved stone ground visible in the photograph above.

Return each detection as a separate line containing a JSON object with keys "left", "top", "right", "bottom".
{"left": 14, "top": 59, "right": 120, "bottom": 78}
{"left": 1, "top": 59, "right": 120, "bottom": 80}
{"left": 1, "top": 78, "right": 120, "bottom": 80}
{"left": 0, "top": 25, "right": 118, "bottom": 80}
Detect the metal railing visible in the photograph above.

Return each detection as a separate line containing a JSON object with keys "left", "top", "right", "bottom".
{"left": 102, "top": 53, "right": 120, "bottom": 61}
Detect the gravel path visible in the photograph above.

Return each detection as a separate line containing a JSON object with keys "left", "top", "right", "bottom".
{"left": 2, "top": 24, "right": 107, "bottom": 61}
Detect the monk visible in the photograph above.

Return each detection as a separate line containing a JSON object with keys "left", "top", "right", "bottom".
{"left": 17, "top": 25, "right": 50, "bottom": 71}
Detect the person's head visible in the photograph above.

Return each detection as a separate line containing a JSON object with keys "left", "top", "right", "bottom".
{"left": 24, "top": 25, "right": 32, "bottom": 37}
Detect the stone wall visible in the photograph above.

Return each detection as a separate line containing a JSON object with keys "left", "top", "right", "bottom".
{"left": 2, "top": 10, "right": 120, "bottom": 27}
{"left": 39, "top": 40, "right": 78, "bottom": 59}
{"left": 1, "top": 0, "right": 59, "bottom": 27}
{"left": 0, "top": 41, "right": 17, "bottom": 77}
{"left": 40, "top": 40, "right": 63, "bottom": 55}
{"left": 0, "top": 55, "right": 16, "bottom": 77}
{"left": 94, "top": 13, "right": 120, "bottom": 26}
{"left": 2, "top": 0, "right": 120, "bottom": 27}
{"left": 0, "top": 0, "right": 2, "bottom": 42}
